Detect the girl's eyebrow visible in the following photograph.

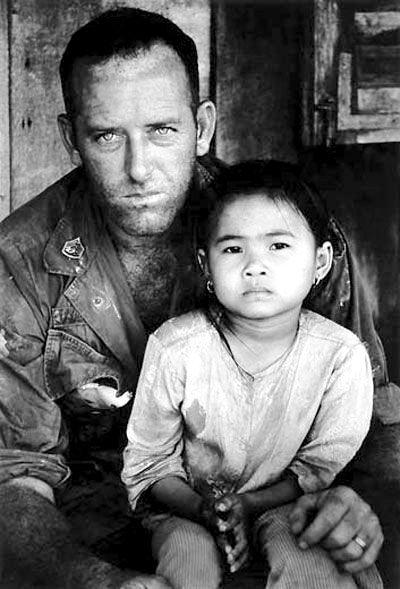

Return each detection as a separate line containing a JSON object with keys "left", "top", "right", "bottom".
{"left": 215, "top": 230, "right": 295, "bottom": 245}
{"left": 214, "top": 234, "right": 243, "bottom": 244}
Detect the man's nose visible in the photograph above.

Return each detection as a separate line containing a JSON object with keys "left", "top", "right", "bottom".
{"left": 125, "top": 136, "right": 152, "bottom": 184}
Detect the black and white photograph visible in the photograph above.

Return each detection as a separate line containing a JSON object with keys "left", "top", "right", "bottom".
{"left": 0, "top": 1, "right": 399, "bottom": 587}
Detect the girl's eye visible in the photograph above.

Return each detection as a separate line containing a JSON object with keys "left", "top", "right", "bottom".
{"left": 270, "top": 242, "right": 289, "bottom": 251}
{"left": 223, "top": 246, "right": 242, "bottom": 254}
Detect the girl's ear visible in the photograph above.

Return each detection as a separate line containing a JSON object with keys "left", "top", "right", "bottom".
{"left": 195, "top": 100, "right": 217, "bottom": 157}
{"left": 197, "top": 248, "right": 210, "bottom": 276}
{"left": 315, "top": 241, "right": 333, "bottom": 284}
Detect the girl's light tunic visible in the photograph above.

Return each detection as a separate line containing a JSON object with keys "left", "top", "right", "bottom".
{"left": 122, "top": 309, "right": 373, "bottom": 508}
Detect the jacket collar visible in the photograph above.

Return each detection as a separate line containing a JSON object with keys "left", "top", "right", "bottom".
{"left": 43, "top": 170, "right": 101, "bottom": 276}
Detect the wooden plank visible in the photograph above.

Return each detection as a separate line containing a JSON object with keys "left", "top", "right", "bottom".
{"left": 355, "top": 11, "right": 400, "bottom": 38}
{"left": 338, "top": 128, "right": 400, "bottom": 143}
{"left": 358, "top": 87, "right": 400, "bottom": 113}
{"left": 302, "top": 0, "right": 340, "bottom": 147}
{"left": 337, "top": 53, "right": 400, "bottom": 130}
{"left": 10, "top": 0, "right": 210, "bottom": 211}
{"left": 312, "top": 0, "right": 340, "bottom": 145}
{"left": 0, "top": 0, "right": 10, "bottom": 221}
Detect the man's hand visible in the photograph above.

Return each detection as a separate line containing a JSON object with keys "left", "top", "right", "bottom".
{"left": 119, "top": 574, "right": 172, "bottom": 589}
{"left": 288, "top": 485, "right": 383, "bottom": 573}
{"left": 213, "top": 494, "right": 250, "bottom": 574}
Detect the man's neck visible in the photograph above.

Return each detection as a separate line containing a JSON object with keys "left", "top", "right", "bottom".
{"left": 108, "top": 222, "right": 174, "bottom": 254}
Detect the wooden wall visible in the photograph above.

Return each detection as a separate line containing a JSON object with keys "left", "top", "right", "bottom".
{"left": 214, "top": 1, "right": 301, "bottom": 163}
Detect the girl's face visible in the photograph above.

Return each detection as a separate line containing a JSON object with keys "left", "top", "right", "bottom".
{"left": 201, "top": 192, "right": 332, "bottom": 323}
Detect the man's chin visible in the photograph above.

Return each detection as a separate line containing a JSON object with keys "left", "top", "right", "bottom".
{"left": 119, "top": 214, "right": 177, "bottom": 238}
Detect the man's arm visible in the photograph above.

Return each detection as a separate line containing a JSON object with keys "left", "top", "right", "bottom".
{"left": 0, "top": 477, "right": 170, "bottom": 589}
{"left": 288, "top": 486, "right": 383, "bottom": 573}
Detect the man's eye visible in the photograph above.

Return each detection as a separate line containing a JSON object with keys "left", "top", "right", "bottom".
{"left": 96, "top": 132, "right": 118, "bottom": 145}
{"left": 270, "top": 242, "right": 289, "bottom": 251}
{"left": 154, "top": 127, "right": 176, "bottom": 137}
{"left": 223, "top": 246, "right": 242, "bottom": 254}
{"left": 154, "top": 126, "right": 175, "bottom": 136}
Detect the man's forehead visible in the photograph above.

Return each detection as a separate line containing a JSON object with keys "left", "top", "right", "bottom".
{"left": 69, "top": 43, "right": 193, "bottom": 118}
{"left": 72, "top": 43, "right": 189, "bottom": 88}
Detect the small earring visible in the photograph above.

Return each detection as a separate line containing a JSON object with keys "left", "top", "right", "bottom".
{"left": 206, "top": 279, "right": 214, "bottom": 294}
{"left": 313, "top": 274, "right": 321, "bottom": 287}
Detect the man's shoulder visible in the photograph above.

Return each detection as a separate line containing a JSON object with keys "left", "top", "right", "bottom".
{"left": 152, "top": 310, "right": 212, "bottom": 349}
{"left": 0, "top": 168, "right": 82, "bottom": 252}
{"left": 301, "top": 309, "right": 365, "bottom": 350}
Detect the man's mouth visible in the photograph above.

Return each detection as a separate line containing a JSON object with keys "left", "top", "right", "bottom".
{"left": 122, "top": 192, "right": 167, "bottom": 206}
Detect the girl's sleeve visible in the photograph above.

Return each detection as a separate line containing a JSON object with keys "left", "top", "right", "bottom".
{"left": 121, "top": 333, "right": 186, "bottom": 510}
{"left": 289, "top": 342, "right": 373, "bottom": 493}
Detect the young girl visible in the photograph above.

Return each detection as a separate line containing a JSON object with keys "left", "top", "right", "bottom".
{"left": 122, "top": 161, "right": 382, "bottom": 588}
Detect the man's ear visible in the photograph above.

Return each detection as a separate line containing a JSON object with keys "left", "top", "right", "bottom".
{"left": 196, "top": 248, "right": 210, "bottom": 276}
{"left": 195, "top": 100, "right": 216, "bottom": 157}
{"left": 315, "top": 241, "right": 333, "bottom": 283}
{"left": 57, "top": 114, "right": 82, "bottom": 167}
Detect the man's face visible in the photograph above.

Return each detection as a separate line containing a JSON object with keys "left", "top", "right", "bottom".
{"left": 64, "top": 45, "right": 204, "bottom": 237}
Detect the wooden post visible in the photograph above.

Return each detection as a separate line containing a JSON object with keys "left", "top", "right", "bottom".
{"left": 0, "top": 0, "right": 10, "bottom": 221}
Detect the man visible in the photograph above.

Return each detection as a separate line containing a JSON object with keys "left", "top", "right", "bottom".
{"left": 0, "top": 7, "right": 388, "bottom": 588}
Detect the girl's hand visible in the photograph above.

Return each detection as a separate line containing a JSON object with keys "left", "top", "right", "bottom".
{"left": 214, "top": 493, "right": 250, "bottom": 573}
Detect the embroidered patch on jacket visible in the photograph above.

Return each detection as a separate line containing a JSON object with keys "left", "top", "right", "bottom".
{"left": 62, "top": 237, "right": 85, "bottom": 260}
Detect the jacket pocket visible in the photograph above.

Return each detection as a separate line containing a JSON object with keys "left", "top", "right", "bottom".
{"left": 44, "top": 328, "right": 125, "bottom": 400}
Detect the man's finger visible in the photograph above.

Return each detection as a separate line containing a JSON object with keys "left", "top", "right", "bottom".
{"left": 343, "top": 541, "right": 382, "bottom": 575}
{"left": 288, "top": 492, "right": 319, "bottom": 535}
{"left": 330, "top": 538, "right": 365, "bottom": 563}
{"left": 297, "top": 488, "right": 352, "bottom": 547}
{"left": 319, "top": 511, "right": 362, "bottom": 551}
{"left": 342, "top": 526, "right": 384, "bottom": 574}
{"left": 320, "top": 493, "right": 373, "bottom": 551}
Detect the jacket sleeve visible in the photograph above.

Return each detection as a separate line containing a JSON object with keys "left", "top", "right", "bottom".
{"left": 0, "top": 252, "right": 70, "bottom": 488}
{"left": 122, "top": 334, "right": 187, "bottom": 510}
{"left": 288, "top": 342, "right": 373, "bottom": 493}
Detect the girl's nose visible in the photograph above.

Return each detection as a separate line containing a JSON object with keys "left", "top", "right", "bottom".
{"left": 244, "top": 258, "right": 267, "bottom": 276}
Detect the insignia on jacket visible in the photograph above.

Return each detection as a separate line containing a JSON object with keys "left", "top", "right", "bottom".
{"left": 62, "top": 237, "right": 85, "bottom": 260}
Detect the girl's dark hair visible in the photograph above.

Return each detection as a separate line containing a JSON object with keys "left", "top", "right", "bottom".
{"left": 194, "top": 159, "right": 332, "bottom": 253}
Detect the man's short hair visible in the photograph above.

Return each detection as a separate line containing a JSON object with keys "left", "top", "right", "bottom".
{"left": 60, "top": 7, "right": 200, "bottom": 118}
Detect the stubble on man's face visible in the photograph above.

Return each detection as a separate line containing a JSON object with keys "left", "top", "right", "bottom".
{"left": 70, "top": 45, "right": 199, "bottom": 238}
